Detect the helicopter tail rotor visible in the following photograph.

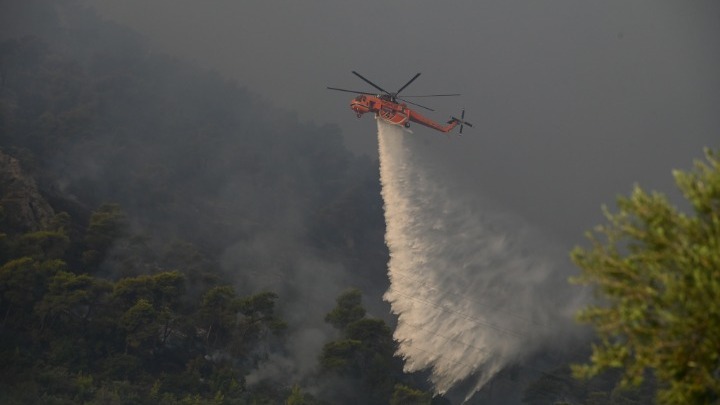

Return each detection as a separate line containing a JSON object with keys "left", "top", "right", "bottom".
{"left": 449, "top": 108, "right": 473, "bottom": 134}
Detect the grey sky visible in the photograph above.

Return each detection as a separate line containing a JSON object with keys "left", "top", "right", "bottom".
{"left": 84, "top": 0, "right": 720, "bottom": 242}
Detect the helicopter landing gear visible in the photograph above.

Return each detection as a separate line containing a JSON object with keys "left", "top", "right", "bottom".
{"left": 356, "top": 113, "right": 362, "bottom": 118}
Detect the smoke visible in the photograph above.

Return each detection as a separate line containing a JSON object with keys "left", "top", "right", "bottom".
{"left": 219, "top": 230, "right": 351, "bottom": 387}
{"left": 377, "top": 120, "right": 584, "bottom": 401}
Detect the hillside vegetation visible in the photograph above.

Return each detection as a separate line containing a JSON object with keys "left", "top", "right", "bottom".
{"left": 0, "top": 1, "right": 439, "bottom": 403}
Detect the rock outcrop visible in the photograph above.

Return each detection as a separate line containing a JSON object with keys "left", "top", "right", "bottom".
{"left": 0, "top": 150, "right": 55, "bottom": 234}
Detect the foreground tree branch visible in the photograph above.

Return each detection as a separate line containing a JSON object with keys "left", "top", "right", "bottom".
{"left": 571, "top": 148, "right": 720, "bottom": 404}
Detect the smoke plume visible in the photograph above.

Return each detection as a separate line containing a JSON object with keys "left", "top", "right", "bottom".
{"left": 377, "top": 120, "right": 582, "bottom": 401}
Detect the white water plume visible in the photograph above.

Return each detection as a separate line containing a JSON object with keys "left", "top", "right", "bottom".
{"left": 377, "top": 120, "right": 580, "bottom": 401}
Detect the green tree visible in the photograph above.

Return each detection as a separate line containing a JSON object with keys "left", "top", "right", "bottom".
{"left": 112, "top": 271, "right": 186, "bottom": 351}
{"left": 285, "top": 384, "right": 320, "bottom": 405}
{"left": 320, "top": 339, "right": 363, "bottom": 374}
{"left": 121, "top": 298, "right": 161, "bottom": 352}
{"left": 14, "top": 230, "right": 69, "bottom": 260}
{"left": 226, "top": 291, "right": 286, "bottom": 359}
{"left": 196, "top": 286, "right": 286, "bottom": 355}
{"left": 571, "top": 149, "right": 720, "bottom": 404}
{"left": 390, "top": 384, "right": 432, "bottom": 405}
{"left": 0, "top": 257, "right": 64, "bottom": 327}
{"left": 150, "top": 270, "right": 186, "bottom": 310}
{"left": 320, "top": 292, "right": 393, "bottom": 381}
{"left": 237, "top": 291, "right": 286, "bottom": 340}
{"left": 198, "top": 285, "right": 239, "bottom": 348}
{"left": 35, "top": 270, "right": 112, "bottom": 332}
{"left": 320, "top": 289, "right": 432, "bottom": 404}
{"left": 324, "top": 288, "right": 366, "bottom": 330}
{"left": 112, "top": 271, "right": 185, "bottom": 308}
{"left": 82, "top": 203, "right": 128, "bottom": 268}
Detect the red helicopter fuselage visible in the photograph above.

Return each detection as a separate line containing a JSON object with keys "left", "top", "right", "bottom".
{"left": 350, "top": 94, "right": 461, "bottom": 133}
{"left": 328, "top": 71, "right": 472, "bottom": 134}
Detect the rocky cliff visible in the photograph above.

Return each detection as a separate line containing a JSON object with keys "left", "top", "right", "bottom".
{"left": 0, "top": 149, "right": 55, "bottom": 234}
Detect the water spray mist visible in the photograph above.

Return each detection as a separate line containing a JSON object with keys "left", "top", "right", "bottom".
{"left": 377, "top": 120, "right": 579, "bottom": 401}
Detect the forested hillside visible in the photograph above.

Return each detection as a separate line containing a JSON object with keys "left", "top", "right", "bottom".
{"left": 0, "top": 1, "right": 442, "bottom": 403}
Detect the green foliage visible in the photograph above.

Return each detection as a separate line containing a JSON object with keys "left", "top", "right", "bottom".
{"left": 208, "top": 365, "right": 243, "bottom": 399}
{"left": 0, "top": 1, "right": 392, "bottom": 402}
{"left": 320, "top": 289, "right": 435, "bottom": 405}
{"left": 196, "top": 286, "right": 286, "bottom": 357}
{"left": 320, "top": 339, "right": 363, "bottom": 373}
{"left": 152, "top": 270, "right": 186, "bottom": 308}
{"left": 121, "top": 298, "right": 160, "bottom": 351}
{"left": 390, "top": 384, "right": 432, "bottom": 405}
{"left": 324, "top": 288, "right": 366, "bottom": 330}
{"left": 113, "top": 271, "right": 185, "bottom": 309}
{"left": 49, "top": 212, "right": 72, "bottom": 235}
{"left": 0, "top": 206, "right": 291, "bottom": 404}
{"left": 0, "top": 257, "right": 65, "bottom": 325}
{"left": 345, "top": 318, "right": 394, "bottom": 351}
{"left": 321, "top": 292, "right": 394, "bottom": 382}
{"left": 14, "top": 230, "right": 69, "bottom": 260}
{"left": 571, "top": 149, "right": 720, "bottom": 404}
{"left": 285, "top": 384, "right": 320, "bottom": 405}
{"left": 75, "top": 372, "right": 95, "bottom": 402}
{"left": 35, "top": 270, "right": 112, "bottom": 330}
{"left": 83, "top": 204, "right": 129, "bottom": 268}
{"left": 199, "top": 285, "right": 239, "bottom": 347}
{"left": 238, "top": 291, "right": 287, "bottom": 335}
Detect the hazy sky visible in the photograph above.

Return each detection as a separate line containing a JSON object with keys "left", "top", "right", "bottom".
{"left": 83, "top": 0, "right": 719, "bottom": 242}
{"left": 2, "top": 1, "right": 718, "bottom": 400}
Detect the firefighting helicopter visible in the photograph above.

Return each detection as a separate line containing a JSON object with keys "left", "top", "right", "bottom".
{"left": 327, "top": 71, "right": 473, "bottom": 134}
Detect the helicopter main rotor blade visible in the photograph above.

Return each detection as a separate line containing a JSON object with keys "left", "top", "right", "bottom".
{"left": 401, "top": 93, "right": 461, "bottom": 98}
{"left": 352, "top": 71, "right": 390, "bottom": 95}
{"left": 395, "top": 73, "right": 421, "bottom": 96}
{"left": 398, "top": 98, "right": 435, "bottom": 112}
{"left": 327, "top": 87, "right": 377, "bottom": 95}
